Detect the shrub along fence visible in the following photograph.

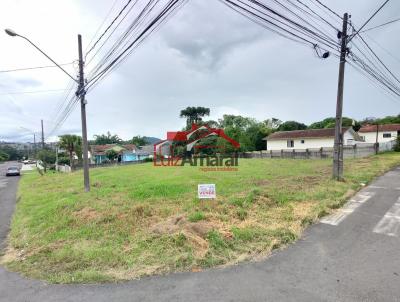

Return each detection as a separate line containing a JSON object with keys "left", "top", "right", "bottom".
{"left": 241, "top": 143, "right": 384, "bottom": 159}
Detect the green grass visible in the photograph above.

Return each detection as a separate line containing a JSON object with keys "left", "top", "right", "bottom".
{"left": 2, "top": 152, "right": 400, "bottom": 283}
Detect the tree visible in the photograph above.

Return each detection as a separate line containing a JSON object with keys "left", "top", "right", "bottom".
{"left": 180, "top": 107, "right": 210, "bottom": 128}
{"left": 0, "top": 150, "right": 9, "bottom": 162}
{"left": 106, "top": 149, "right": 118, "bottom": 162}
{"left": 309, "top": 117, "right": 361, "bottom": 131}
{"left": 360, "top": 114, "right": 400, "bottom": 126}
{"left": 0, "top": 145, "right": 23, "bottom": 160}
{"left": 218, "top": 115, "right": 269, "bottom": 152}
{"left": 93, "top": 131, "right": 122, "bottom": 145}
{"left": 59, "top": 135, "right": 82, "bottom": 170}
{"left": 131, "top": 136, "right": 147, "bottom": 146}
{"left": 277, "top": 121, "right": 307, "bottom": 131}
{"left": 264, "top": 118, "right": 282, "bottom": 129}
{"left": 37, "top": 149, "right": 56, "bottom": 173}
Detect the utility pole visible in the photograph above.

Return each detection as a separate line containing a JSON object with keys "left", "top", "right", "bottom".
{"left": 333, "top": 13, "right": 349, "bottom": 181}
{"left": 33, "top": 133, "right": 37, "bottom": 158}
{"left": 41, "top": 119, "right": 45, "bottom": 149}
{"left": 55, "top": 145, "right": 59, "bottom": 171}
{"left": 77, "top": 34, "right": 90, "bottom": 192}
{"left": 375, "top": 123, "right": 379, "bottom": 154}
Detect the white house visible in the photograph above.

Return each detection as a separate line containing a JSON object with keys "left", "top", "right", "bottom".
{"left": 264, "top": 128, "right": 362, "bottom": 151}
{"left": 358, "top": 124, "right": 400, "bottom": 143}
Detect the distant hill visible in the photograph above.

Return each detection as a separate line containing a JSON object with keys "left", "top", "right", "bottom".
{"left": 143, "top": 136, "right": 161, "bottom": 145}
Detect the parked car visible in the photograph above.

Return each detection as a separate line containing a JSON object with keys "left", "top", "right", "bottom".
{"left": 6, "top": 166, "right": 20, "bottom": 176}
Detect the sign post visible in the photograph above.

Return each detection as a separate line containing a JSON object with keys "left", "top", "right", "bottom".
{"left": 198, "top": 184, "right": 216, "bottom": 199}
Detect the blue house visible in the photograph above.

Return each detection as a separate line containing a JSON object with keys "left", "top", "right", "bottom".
{"left": 90, "top": 144, "right": 151, "bottom": 164}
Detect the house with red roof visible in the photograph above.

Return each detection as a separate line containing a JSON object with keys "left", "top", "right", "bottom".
{"left": 264, "top": 128, "right": 363, "bottom": 151}
{"left": 358, "top": 124, "right": 400, "bottom": 144}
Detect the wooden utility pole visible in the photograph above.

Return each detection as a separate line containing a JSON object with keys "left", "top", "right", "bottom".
{"left": 375, "top": 123, "right": 379, "bottom": 154}
{"left": 41, "top": 119, "right": 45, "bottom": 149}
{"left": 77, "top": 34, "right": 90, "bottom": 192}
{"left": 333, "top": 13, "right": 349, "bottom": 181}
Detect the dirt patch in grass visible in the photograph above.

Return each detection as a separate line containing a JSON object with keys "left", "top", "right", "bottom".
{"left": 73, "top": 207, "right": 101, "bottom": 221}
{"left": 3, "top": 153, "right": 400, "bottom": 283}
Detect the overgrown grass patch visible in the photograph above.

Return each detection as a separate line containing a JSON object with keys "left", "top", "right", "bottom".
{"left": 1, "top": 152, "right": 399, "bottom": 283}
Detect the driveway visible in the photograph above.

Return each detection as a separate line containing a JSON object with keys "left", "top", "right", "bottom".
{"left": 1, "top": 165, "right": 400, "bottom": 302}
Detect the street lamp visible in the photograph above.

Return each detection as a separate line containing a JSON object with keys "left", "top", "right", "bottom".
{"left": 4, "top": 28, "right": 77, "bottom": 83}
{"left": 6, "top": 28, "right": 91, "bottom": 192}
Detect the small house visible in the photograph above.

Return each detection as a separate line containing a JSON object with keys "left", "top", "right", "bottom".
{"left": 264, "top": 128, "right": 362, "bottom": 151}
{"left": 90, "top": 144, "right": 149, "bottom": 164}
{"left": 358, "top": 124, "right": 400, "bottom": 143}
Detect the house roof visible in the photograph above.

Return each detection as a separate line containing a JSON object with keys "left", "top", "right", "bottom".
{"left": 265, "top": 128, "right": 350, "bottom": 141}
{"left": 90, "top": 144, "right": 137, "bottom": 155}
{"left": 359, "top": 124, "right": 400, "bottom": 133}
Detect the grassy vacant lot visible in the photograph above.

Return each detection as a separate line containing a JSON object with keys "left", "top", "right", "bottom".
{"left": 2, "top": 153, "right": 400, "bottom": 283}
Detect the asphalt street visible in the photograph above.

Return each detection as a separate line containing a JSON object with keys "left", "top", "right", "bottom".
{"left": 0, "top": 163, "right": 399, "bottom": 302}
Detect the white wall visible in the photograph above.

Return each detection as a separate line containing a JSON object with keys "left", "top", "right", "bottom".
{"left": 266, "top": 130, "right": 359, "bottom": 151}
{"left": 267, "top": 138, "right": 334, "bottom": 151}
{"left": 360, "top": 131, "right": 398, "bottom": 143}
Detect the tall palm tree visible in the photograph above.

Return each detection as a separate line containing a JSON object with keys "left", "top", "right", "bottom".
{"left": 58, "top": 135, "right": 82, "bottom": 170}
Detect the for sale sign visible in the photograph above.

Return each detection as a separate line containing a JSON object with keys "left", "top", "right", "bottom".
{"left": 198, "top": 184, "right": 216, "bottom": 199}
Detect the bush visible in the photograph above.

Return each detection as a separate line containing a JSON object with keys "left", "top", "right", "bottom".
{"left": 58, "top": 156, "right": 70, "bottom": 165}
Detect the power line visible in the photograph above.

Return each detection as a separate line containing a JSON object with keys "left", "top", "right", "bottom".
{"left": 313, "top": 0, "right": 343, "bottom": 20}
{"left": 85, "top": 0, "right": 134, "bottom": 58}
{"left": 349, "top": 0, "right": 390, "bottom": 42}
{"left": 0, "top": 62, "right": 74, "bottom": 73}
{"left": 289, "top": 0, "right": 340, "bottom": 30}
{"left": 365, "top": 33, "right": 400, "bottom": 65}
{"left": 360, "top": 17, "right": 400, "bottom": 33}
{"left": 87, "top": 0, "right": 187, "bottom": 88}
{"left": 85, "top": 0, "right": 120, "bottom": 52}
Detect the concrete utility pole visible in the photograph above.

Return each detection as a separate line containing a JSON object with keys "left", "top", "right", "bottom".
{"left": 41, "top": 119, "right": 45, "bottom": 149}
{"left": 33, "top": 133, "right": 37, "bottom": 157}
{"left": 77, "top": 34, "right": 90, "bottom": 192}
{"left": 333, "top": 13, "right": 349, "bottom": 181}
{"left": 375, "top": 123, "right": 379, "bottom": 154}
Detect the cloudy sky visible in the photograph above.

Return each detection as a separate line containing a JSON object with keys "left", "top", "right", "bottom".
{"left": 0, "top": 0, "right": 399, "bottom": 142}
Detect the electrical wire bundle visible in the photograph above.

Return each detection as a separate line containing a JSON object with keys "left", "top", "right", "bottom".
{"left": 347, "top": 22, "right": 400, "bottom": 103}
{"left": 85, "top": 0, "right": 188, "bottom": 93}
{"left": 219, "top": 0, "right": 343, "bottom": 58}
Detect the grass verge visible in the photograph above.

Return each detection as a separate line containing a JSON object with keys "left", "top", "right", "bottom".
{"left": 1, "top": 152, "right": 399, "bottom": 283}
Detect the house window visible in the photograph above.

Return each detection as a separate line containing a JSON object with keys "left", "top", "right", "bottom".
{"left": 301, "top": 140, "right": 305, "bottom": 144}
{"left": 287, "top": 140, "right": 294, "bottom": 148}
{"left": 360, "top": 136, "right": 365, "bottom": 142}
{"left": 383, "top": 133, "right": 392, "bottom": 138}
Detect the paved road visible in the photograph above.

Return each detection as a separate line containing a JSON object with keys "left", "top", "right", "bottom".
{"left": 0, "top": 162, "right": 21, "bottom": 251}
{"left": 1, "top": 165, "right": 400, "bottom": 302}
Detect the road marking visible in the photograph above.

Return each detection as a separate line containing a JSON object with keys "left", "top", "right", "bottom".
{"left": 368, "top": 185, "right": 387, "bottom": 189}
{"left": 320, "top": 192, "right": 375, "bottom": 226}
{"left": 373, "top": 197, "right": 400, "bottom": 237}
